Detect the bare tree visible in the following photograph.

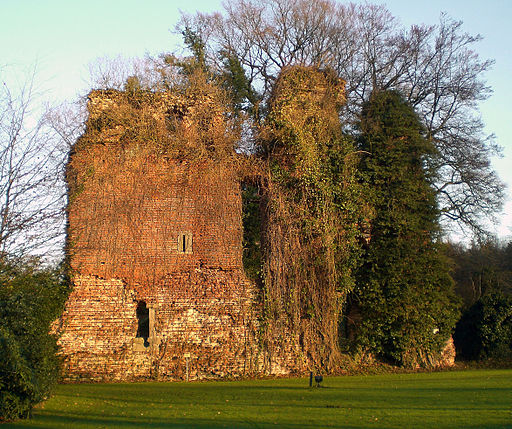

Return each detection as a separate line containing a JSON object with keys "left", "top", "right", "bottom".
{"left": 0, "top": 66, "right": 68, "bottom": 260}
{"left": 178, "top": 0, "right": 504, "bottom": 236}
{"left": 85, "top": 55, "right": 184, "bottom": 92}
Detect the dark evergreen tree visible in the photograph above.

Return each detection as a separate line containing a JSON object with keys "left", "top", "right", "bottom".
{"left": 447, "top": 239, "right": 512, "bottom": 307}
{"left": 352, "top": 90, "right": 460, "bottom": 367}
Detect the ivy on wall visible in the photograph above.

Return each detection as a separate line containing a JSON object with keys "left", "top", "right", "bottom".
{"left": 260, "top": 67, "right": 370, "bottom": 370}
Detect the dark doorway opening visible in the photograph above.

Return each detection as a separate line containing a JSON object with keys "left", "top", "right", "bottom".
{"left": 136, "top": 301, "right": 150, "bottom": 347}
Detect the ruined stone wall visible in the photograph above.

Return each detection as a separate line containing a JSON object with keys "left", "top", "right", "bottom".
{"left": 57, "top": 89, "right": 305, "bottom": 381}
{"left": 57, "top": 272, "right": 265, "bottom": 381}
{"left": 67, "top": 90, "right": 244, "bottom": 284}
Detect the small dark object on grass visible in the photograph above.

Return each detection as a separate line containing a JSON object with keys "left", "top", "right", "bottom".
{"left": 315, "top": 375, "right": 323, "bottom": 387}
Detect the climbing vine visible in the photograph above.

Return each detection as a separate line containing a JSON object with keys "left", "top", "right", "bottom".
{"left": 67, "top": 68, "right": 254, "bottom": 287}
{"left": 260, "top": 67, "right": 371, "bottom": 370}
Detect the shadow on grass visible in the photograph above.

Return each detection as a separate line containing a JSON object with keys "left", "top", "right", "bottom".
{"left": 11, "top": 413, "right": 322, "bottom": 429}
{"left": 10, "top": 371, "right": 512, "bottom": 428}
{"left": 10, "top": 412, "right": 512, "bottom": 429}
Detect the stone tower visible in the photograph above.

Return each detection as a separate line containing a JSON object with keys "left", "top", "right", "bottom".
{"left": 56, "top": 88, "right": 266, "bottom": 381}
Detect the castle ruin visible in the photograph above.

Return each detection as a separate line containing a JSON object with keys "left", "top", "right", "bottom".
{"left": 56, "top": 84, "right": 301, "bottom": 381}
{"left": 55, "top": 68, "right": 455, "bottom": 382}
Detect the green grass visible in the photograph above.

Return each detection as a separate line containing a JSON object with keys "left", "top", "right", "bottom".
{"left": 7, "top": 370, "right": 512, "bottom": 428}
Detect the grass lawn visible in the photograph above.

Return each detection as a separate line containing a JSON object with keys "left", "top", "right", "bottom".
{"left": 6, "top": 369, "right": 512, "bottom": 428}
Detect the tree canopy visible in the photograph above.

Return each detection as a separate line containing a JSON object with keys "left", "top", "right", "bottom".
{"left": 0, "top": 67, "right": 68, "bottom": 259}
{"left": 0, "top": 260, "right": 68, "bottom": 421}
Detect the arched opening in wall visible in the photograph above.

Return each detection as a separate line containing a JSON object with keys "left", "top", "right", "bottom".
{"left": 136, "top": 301, "right": 150, "bottom": 347}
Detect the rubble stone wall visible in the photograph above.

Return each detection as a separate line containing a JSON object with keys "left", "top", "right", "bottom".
{"left": 57, "top": 272, "right": 270, "bottom": 381}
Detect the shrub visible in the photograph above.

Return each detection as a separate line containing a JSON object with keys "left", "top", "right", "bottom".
{"left": 0, "top": 260, "right": 68, "bottom": 422}
{"left": 455, "top": 292, "right": 512, "bottom": 360}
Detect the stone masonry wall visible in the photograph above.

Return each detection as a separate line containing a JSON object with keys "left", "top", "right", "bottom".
{"left": 58, "top": 271, "right": 266, "bottom": 381}
{"left": 68, "top": 152, "right": 244, "bottom": 285}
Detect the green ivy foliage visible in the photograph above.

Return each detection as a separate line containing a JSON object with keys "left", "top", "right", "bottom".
{"left": 0, "top": 260, "right": 68, "bottom": 422}
{"left": 351, "top": 90, "right": 460, "bottom": 367}
{"left": 242, "top": 183, "right": 263, "bottom": 284}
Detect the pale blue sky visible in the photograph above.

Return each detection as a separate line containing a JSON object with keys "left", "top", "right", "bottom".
{"left": 1, "top": 0, "right": 511, "bottom": 239}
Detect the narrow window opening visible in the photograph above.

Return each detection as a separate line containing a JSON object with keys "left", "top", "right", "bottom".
{"left": 136, "top": 301, "right": 150, "bottom": 347}
{"left": 177, "top": 232, "right": 192, "bottom": 254}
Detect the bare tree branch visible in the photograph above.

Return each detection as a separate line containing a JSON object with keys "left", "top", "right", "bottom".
{"left": 0, "top": 66, "right": 68, "bottom": 260}
{"left": 178, "top": 0, "right": 504, "bottom": 237}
